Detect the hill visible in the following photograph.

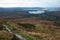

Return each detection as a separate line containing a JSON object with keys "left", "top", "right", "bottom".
{"left": 0, "top": 19, "right": 60, "bottom": 40}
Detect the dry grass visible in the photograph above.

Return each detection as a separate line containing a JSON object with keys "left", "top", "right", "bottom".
{"left": 0, "top": 30, "right": 13, "bottom": 40}
{"left": 0, "top": 19, "right": 60, "bottom": 40}
{"left": 16, "top": 19, "right": 60, "bottom": 40}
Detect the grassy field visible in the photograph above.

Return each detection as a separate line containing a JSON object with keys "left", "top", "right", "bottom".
{"left": 6, "top": 19, "right": 60, "bottom": 40}
{"left": 0, "top": 19, "right": 60, "bottom": 40}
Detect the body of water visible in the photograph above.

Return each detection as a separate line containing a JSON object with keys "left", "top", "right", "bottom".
{"left": 29, "top": 10, "right": 45, "bottom": 14}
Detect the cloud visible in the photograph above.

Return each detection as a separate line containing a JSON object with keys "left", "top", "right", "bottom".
{"left": 0, "top": 0, "right": 39, "bottom": 7}
{"left": 0, "top": 0, "right": 60, "bottom": 7}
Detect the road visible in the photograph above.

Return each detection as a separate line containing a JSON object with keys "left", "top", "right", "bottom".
{"left": 3, "top": 24, "right": 26, "bottom": 40}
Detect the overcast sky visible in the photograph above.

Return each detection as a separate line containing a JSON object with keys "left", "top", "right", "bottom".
{"left": 0, "top": 0, "right": 60, "bottom": 7}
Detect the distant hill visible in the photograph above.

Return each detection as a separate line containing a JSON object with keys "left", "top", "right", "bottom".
{"left": 0, "top": 7, "right": 44, "bottom": 18}
{"left": 0, "top": 7, "right": 60, "bottom": 21}
{"left": 45, "top": 7, "right": 60, "bottom": 11}
{"left": 39, "top": 11, "right": 60, "bottom": 21}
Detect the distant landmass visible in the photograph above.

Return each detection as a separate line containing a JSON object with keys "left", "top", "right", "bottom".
{"left": 0, "top": 7, "right": 60, "bottom": 21}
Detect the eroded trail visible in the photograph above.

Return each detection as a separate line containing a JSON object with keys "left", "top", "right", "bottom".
{"left": 3, "top": 24, "right": 26, "bottom": 40}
